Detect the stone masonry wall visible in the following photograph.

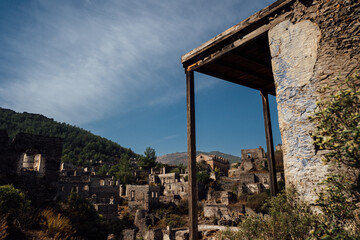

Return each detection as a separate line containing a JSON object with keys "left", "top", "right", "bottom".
{"left": 0, "top": 131, "right": 63, "bottom": 205}
{"left": 269, "top": 0, "right": 360, "bottom": 202}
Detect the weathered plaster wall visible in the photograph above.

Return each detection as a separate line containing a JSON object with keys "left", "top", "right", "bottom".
{"left": 269, "top": 0, "right": 360, "bottom": 202}
{"left": 269, "top": 19, "right": 322, "bottom": 202}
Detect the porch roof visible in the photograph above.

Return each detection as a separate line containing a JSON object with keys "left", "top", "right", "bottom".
{"left": 181, "top": 0, "right": 294, "bottom": 95}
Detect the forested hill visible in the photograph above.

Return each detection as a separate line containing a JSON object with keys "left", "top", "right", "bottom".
{"left": 0, "top": 108, "right": 138, "bottom": 166}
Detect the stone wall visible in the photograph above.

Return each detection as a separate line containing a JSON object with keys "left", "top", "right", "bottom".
{"left": 241, "top": 147, "right": 265, "bottom": 160}
{"left": 94, "top": 203, "right": 118, "bottom": 219}
{"left": 0, "top": 131, "right": 63, "bottom": 204}
{"left": 57, "top": 176, "right": 91, "bottom": 201}
{"left": 163, "top": 181, "right": 188, "bottom": 198}
{"left": 196, "top": 154, "right": 230, "bottom": 176}
{"left": 268, "top": 0, "right": 360, "bottom": 202}
{"left": 57, "top": 173, "right": 119, "bottom": 205}
{"left": 126, "top": 185, "right": 161, "bottom": 211}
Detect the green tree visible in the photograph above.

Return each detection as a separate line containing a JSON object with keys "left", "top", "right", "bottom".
{"left": 196, "top": 171, "right": 211, "bottom": 185}
{"left": 0, "top": 185, "right": 31, "bottom": 238}
{"left": 109, "top": 155, "right": 134, "bottom": 184}
{"left": 97, "top": 165, "right": 108, "bottom": 175}
{"left": 62, "top": 193, "right": 109, "bottom": 240}
{"left": 0, "top": 185, "right": 29, "bottom": 216}
{"left": 138, "top": 147, "right": 157, "bottom": 171}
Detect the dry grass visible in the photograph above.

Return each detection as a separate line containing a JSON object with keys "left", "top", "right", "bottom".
{"left": 0, "top": 215, "right": 8, "bottom": 240}
{"left": 40, "top": 209, "right": 75, "bottom": 240}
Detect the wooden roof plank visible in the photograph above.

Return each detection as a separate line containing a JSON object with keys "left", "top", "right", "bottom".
{"left": 220, "top": 52, "right": 274, "bottom": 79}
{"left": 214, "top": 59, "right": 273, "bottom": 83}
{"left": 210, "top": 62, "right": 273, "bottom": 86}
{"left": 181, "top": 0, "right": 293, "bottom": 64}
{"left": 186, "top": 23, "right": 270, "bottom": 71}
{"left": 185, "top": 11, "right": 291, "bottom": 72}
{"left": 199, "top": 63, "right": 275, "bottom": 95}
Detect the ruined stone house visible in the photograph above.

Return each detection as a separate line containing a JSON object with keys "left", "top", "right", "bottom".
{"left": 196, "top": 154, "right": 230, "bottom": 176}
{"left": 58, "top": 166, "right": 120, "bottom": 206}
{"left": 0, "top": 130, "right": 62, "bottom": 204}
{"left": 122, "top": 184, "right": 161, "bottom": 211}
{"left": 148, "top": 167, "right": 189, "bottom": 204}
{"left": 240, "top": 147, "right": 266, "bottom": 170}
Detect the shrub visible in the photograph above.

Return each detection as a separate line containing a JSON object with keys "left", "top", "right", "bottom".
{"left": 310, "top": 73, "right": 360, "bottom": 238}
{"left": 60, "top": 193, "right": 112, "bottom": 240}
{"left": 311, "top": 73, "right": 360, "bottom": 171}
{"left": 246, "top": 192, "right": 269, "bottom": 213}
{"left": 237, "top": 188, "right": 314, "bottom": 240}
{"left": 176, "top": 200, "right": 188, "bottom": 215}
{"left": 0, "top": 184, "right": 33, "bottom": 235}
{"left": 217, "top": 228, "right": 242, "bottom": 240}
{"left": 0, "top": 185, "right": 29, "bottom": 216}
{"left": 165, "top": 214, "right": 186, "bottom": 228}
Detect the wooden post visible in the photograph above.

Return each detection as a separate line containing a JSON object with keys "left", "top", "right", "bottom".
{"left": 186, "top": 70, "right": 198, "bottom": 240}
{"left": 261, "top": 91, "right": 278, "bottom": 196}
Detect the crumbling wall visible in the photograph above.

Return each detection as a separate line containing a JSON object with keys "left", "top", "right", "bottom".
{"left": 269, "top": 0, "right": 360, "bottom": 202}
{"left": 0, "top": 131, "right": 63, "bottom": 204}
{"left": 57, "top": 176, "right": 91, "bottom": 201}
{"left": 241, "top": 147, "right": 265, "bottom": 160}
{"left": 126, "top": 185, "right": 160, "bottom": 211}
{"left": 163, "top": 181, "right": 188, "bottom": 199}
{"left": 196, "top": 154, "right": 230, "bottom": 175}
{"left": 12, "top": 132, "right": 62, "bottom": 182}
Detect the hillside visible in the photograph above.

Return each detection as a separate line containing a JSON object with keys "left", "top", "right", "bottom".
{"left": 157, "top": 151, "right": 242, "bottom": 165}
{"left": 0, "top": 108, "right": 138, "bottom": 166}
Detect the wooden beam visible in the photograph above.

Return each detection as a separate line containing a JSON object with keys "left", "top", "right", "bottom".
{"left": 186, "top": 70, "right": 198, "bottom": 240}
{"left": 261, "top": 91, "right": 278, "bottom": 196}
{"left": 214, "top": 56, "right": 273, "bottom": 81}
{"left": 185, "top": 23, "right": 270, "bottom": 72}
{"left": 181, "top": 0, "right": 294, "bottom": 63}
{"left": 184, "top": 11, "right": 290, "bottom": 72}
{"left": 226, "top": 52, "right": 272, "bottom": 74}
{"left": 197, "top": 64, "right": 275, "bottom": 95}
{"left": 231, "top": 47, "right": 272, "bottom": 69}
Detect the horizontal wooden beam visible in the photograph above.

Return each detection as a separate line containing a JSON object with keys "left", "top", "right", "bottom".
{"left": 226, "top": 52, "right": 271, "bottom": 71}
{"left": 215, "top": 53, "right": 274, "bottom": 80}
{"left": 184, "top": 11, "right": 291, "bottom": 72}
{"left": 214, "top": 60, "right": 274, "bottom": 86}
{"left": 185, "top": 24, "right": 270, "bottom": 72}
{"left": 181, "top": 0, "right": 293, "bottom": 63}
{"left": 232, "top": 49, "right": 272, "bottom": 69}
{"left": 197, "top": 64, "right": 275, "bottom": 95}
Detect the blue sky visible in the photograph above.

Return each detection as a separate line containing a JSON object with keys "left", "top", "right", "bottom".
{"left": 0, "top": 0, "right": 281, "bottom": 157}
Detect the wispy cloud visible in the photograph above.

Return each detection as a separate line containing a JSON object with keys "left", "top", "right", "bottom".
{"left": 0, "top": 0, "right": 268, "bottom": 124}
{"left": 151, "top": 134, "right": 179, "bottom": 146}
